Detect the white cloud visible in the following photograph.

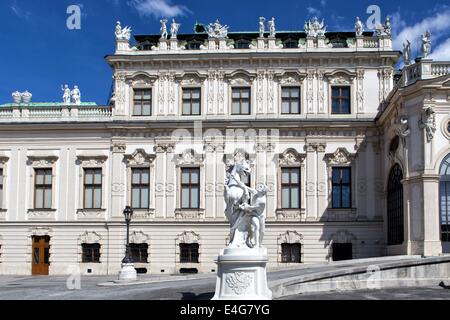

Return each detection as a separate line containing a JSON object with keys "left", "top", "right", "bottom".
{"left": 391, "top": 9, "right": 450, "bottom": 55}
{"left": 10, "top": 0, "right": 31, "bottom": 20}
{"left": 320, "top": 0, "right": 326, "bottom": 7}
{"left": 128, "top": 0, "right": 190, "bottom": 18}
{"left": 430, "top": 37, "right": 450, "bottom": 60}
{"left": 306, "top": 6, "right": 321, "bottom": 17}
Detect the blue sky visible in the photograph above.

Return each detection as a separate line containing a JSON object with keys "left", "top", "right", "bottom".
{"left": 1, "top": 0, "right": 449, "bottom": 105}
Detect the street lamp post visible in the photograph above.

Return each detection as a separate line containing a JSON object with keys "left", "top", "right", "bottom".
{"left": 118, "top": 206, "right": 137, "bottom": 281}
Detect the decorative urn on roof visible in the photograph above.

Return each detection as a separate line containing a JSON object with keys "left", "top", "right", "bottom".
{"left": 12, "top": 91, "right": 22, "bottom": 104}
{"left": 21, "top": 91, "right": 32, "bottom": 104}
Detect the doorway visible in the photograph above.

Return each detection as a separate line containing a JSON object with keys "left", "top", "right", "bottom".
{"left": 32, "top": 236, "right": 50, "bottom": 275}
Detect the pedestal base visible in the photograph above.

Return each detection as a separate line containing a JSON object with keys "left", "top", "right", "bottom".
{"left": 212, "top": 247, "right": 272, "bottom": 300}
{"left": 118, "top": 263, "right": 137, "bottom": 281}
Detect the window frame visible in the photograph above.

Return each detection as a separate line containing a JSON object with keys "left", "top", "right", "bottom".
{"left": 180, "top": 167, "right": 201, "bottom": 209}
{"left": 132, "top": 88, "right": 152, "bottom": 117}
{"left": 181, "top": 87, "right": 202, "bottom": 116}
{"left": 129, "top": 243, "right": 149, "bottom": 263}
{"left": 131, "top": 168, "right": 151, "bottom": 209}
{"left": 331, "top": 167, "right": 352, "bottom": 209}
{"left": 281, "top": 86, "right": 301, "bottom": 114}
{"left": 331, "top": 85, "right": 351, "bottom": 114}
{"left": 231, "top": 87, "right": 251, "bottom": 115}
{"left": 34, "top": 168, "right": 53, "bottom": 209}
{"left": 281, "top": 167, "right": 302, "bottom": 209}
{"left": 0, "top": 168, "right": 3, "bottom": 210}
{"left": 83, "top": 168, "right": 103, "bottom": 209}
{"left": 179, "top": 243, "right": 199, "bottom": 263}
{"left": 281, "top": 243, "right": 302, "bottom": 263}
{"left": 81, "top": 243, "right": 101, "bottom": 263}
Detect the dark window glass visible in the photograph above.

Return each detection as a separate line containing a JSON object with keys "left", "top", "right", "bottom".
{"left": 182, "top": 88, "right": 201, "bottom": 115}
{"left": 0, "top": 169, "right": 3, "bottom": 209}
{"left": 332, "top": 243, "right": 352, "bottom": 261}
{"left": 131, "top": 168, "right": 150, "bottom": 209}
{"left": 181, "top": 168, "right": 200, "bottom": 209}
{"left": 281, "top": 168, "right": 301, "bottom": 209}
{"left": 179, "top": 243, "right": 199, "bottom": 263}
{"left": 34, "top": 169, "right": 52, "bottom": 209}
{"left": 84, "top": 168, "right": 102, "bottom": 209}
{"left": 332, "top": 167, "right": 352, "bottom": 208}
{"left": 281, "top": 243, "right": 302, "bottom": 263}
{"left": 387, "top": 164, "right": 404, "bottom": 245}
{"left": 439, "top": 155, "right": 450, "bottom": 242}
{"left": 187, "top": 41, "right": 201, "bottom": 50}
{"left": 231, "top": 87, "right": 251, "bottom": 115}
{"left": 284, "top": 40, "right": 298, "bottom": 48}
{"left": 82, "top": 243, "right": 101, "bottom": 263}
{"left": 236, "top": 40, "right": 250, "bottom": 49}
{"left": 129, "top": 243, "right": 149, "bottom": 263}
{"left": 331, "top": 86, "right": 351, "bottom": 114}
{"left": 281, "top": 87, "right": 301, "bottom": 114}
{"left": 133, "top": 89, "right": 152, "bottom": 116}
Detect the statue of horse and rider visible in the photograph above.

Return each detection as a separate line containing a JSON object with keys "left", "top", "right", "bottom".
{"left": 224, "top": 159, "right": 267, "bottom": 249}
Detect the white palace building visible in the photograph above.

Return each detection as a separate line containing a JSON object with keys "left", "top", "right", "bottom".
{"left": 0, "top": 17, "right": 449, "bottom": 276}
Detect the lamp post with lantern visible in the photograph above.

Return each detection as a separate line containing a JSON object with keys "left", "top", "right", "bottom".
{"left": 118, "top": 206, "right": 137, "bottom": 281}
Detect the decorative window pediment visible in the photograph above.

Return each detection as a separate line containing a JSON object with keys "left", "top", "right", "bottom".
{"left": 79, "top": 231, "right": 102, "bottom": 244}
{"left": 325, "top": 148, "right": 355, "bottom": 166}
{"left": 126, "top": 72, "right": 157, "bottom": 87}
{"left": 76, "top": 155, "right": 107, "bottom": 167}
{"left": 328, "top": 229, "right": 356, "bottom": 245}
{"left": 177, "top": 72, "right": 206, "bottom": 86}
{"left": 227, "top": 70, "right": 255, "bottom": 86}
{"left": 278, "top": 148, "right": 306, "bottom": 166}
{"left": 175, "top": 149, "right": 204, "bottom": 166}
{"left": 27, "top": 155, "right": 58, "bottom": 167}
{"left": 130, "top": 231, "right": 150, "bottom": 244}
{"left": 0, "top": 156, "right": 9, "bottom": 167}
{"left": 326, "top": 70, "right": 356, "bottom": 85}
{"left": 278, "top": 230, "right": 304, "bottom": 243}
{"left": 278, "top": 72, "right": 304, "bottom": 85}
{"left": 124, "top": 149, "right": 155, "bottom": 166}
{"left": 177, "top": 231, "right": 200, "bottom": 244}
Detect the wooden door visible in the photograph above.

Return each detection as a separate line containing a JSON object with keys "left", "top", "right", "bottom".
{"left": 32, "top": 236, "right": 50, "bottom": 275}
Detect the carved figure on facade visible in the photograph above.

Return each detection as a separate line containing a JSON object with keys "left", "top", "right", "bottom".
{"left": 170, "top": 19, "right": 181, "bottom": 39}
{"left": 267, "top": 17, "right": 276, "bottom": 37}
{"left": 62, "top": 84, "right": 71, "bottom": 104}
{"left": 419, "top": 106, "right": 436, "bottom": 142}
{"left": 258, "top": 17, "right": 266, "bottom": 38}
{"left": 115, "top": 21, "right": 132, "bottom": 41}
{"left": 160, "top": 18, "right": 168, "bottom": 39}
{"left": 304, "top": 17, "right": 327, "bottom": 37}
{"left": 355, "top": 17, "right": 364, "bottom": 36}
{"left": 421, "top": 31, "right": 431, "bottom": 58}
{"left": 403, "top": 40, "right": 411, "bottom": 65}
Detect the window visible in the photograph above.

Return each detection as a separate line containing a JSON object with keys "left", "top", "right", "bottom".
{"left": 281, "top": 87, "right": 301, "bottom": 114}
{"left": 181, "top": 168, "right": 200, "bottom": 209}
{"left": 231, "top": 87, "right": 251, "bottom": 115}
{"left": 182, "top": 88, "right": 201, "bottom": 115}
{"left": 84, "top": 168, "right": 102, "bottom": 209}
{"left": 82, "top": 243, "right": 101, "bottom": 263}
{"left": 186, "top": 41, "right": 202, "bottom": 50}
{"left": 133, "top": 89, "right": 152, "bottom": 116}
{"left": 281, "top": 168, "right": 301, "bottom": 209}
{"left": 331, "top": 86, "right": 351, "bottom": 114}
{"left": 284, "top": 39, "right": 298, "bottom": 48}
{"left": 0, "top": 169, "right": 3, "bottom": 209}
{"left": 332, "top": 167, "right": 351, "bottom": 208}
{"left": 387, "top": 164, "right": 404, "bottom": 245}
{"left": 129, "top": 243, "right": 149, "bottom": 263}
{"left": 332, "top": 243, "right": 352, "bottom": 261}
{"left": 440, "top": 154, "right": 450, "bottom": 242}
{"left": 236, "top": 40, "right": 250, "bottom": 49}
{"left": 281, "top": 243, "right": 301, "bottom": 263}
{"left": 131, "top": 168, "right": 150, "bottom": 209}
{"left": 179, "top": 243, "right": 199, "bottom": 263}
{"left": 34, "top": 169, "right": 52, "bottom": 209}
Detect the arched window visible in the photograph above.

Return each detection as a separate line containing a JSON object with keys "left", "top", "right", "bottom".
{"left": 387, "top": 164, "right": 404, "bottom": 245}
{"left": 440, "top": 154, "right": 450, "bottom": 241}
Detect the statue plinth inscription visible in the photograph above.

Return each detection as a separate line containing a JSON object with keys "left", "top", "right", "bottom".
{"left": 212, "top": 159, "right": 272, "bottom": 300}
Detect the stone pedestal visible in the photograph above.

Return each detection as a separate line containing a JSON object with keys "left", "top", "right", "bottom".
{"left": 169, "top": 38, "right": 178, "bottom": 50}
{"left": 212, "top": 247, "right": 272, "bottom": 300}
{"left": 118, "top": 263, "right": 137, "bottom": 281}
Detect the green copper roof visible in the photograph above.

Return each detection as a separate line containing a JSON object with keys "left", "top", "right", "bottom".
{"left": 0, "top": 102, "right": 98, "bottom": 108}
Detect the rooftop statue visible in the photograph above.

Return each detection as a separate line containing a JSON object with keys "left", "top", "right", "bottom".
{"left": 268, "top": 17, "right": 276, "bottom": 37}
{"left": 62, "top": 84, "right": 71, "bottom": 104}
{"left": 384, "top": 17, "right": 391, "bottom": 36}
{"left": 421, "top": 30, "right": 431, "bottom": 58}
{"left": 160, "top": 18, "right": 168, "bottom": 39}
{"left": 170, "top": 18, "right": 181, "bottom": 39}
{"left": 115, "top": 21, "right": 131, "bottom": 41}
{"left": 305, "top": 17, "right": 327, "bottom": 37}
{"left": 71, "top": 85, "right": 81, "bottom": 105}
{"left": 355, "top": 16, "right": 364, "bottom": 36}
{"left": 403, "top": 39, "right": 411, "bottom": 65}
{"left": 259, "top": 17, "right": 266, "bottom": 38}
{"left": 207, "top": 19, "right": 229, "bottom": 39}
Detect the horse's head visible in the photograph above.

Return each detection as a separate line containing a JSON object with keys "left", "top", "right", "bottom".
{"left": 235, "top": 160, "right": 251, "bottom": 178}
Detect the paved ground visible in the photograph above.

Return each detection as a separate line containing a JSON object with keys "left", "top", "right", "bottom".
{"left": 0, "top": 272, "right": 449, "bottom": 300}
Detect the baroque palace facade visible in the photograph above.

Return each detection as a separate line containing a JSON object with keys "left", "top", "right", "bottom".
{"left": 0, "top": 17, "right": 449, "bottom": 276}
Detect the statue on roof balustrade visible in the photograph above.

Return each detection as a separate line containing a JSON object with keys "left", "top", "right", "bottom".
{"left": 207, "top": 19, "right": 229, "bottom": 39}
